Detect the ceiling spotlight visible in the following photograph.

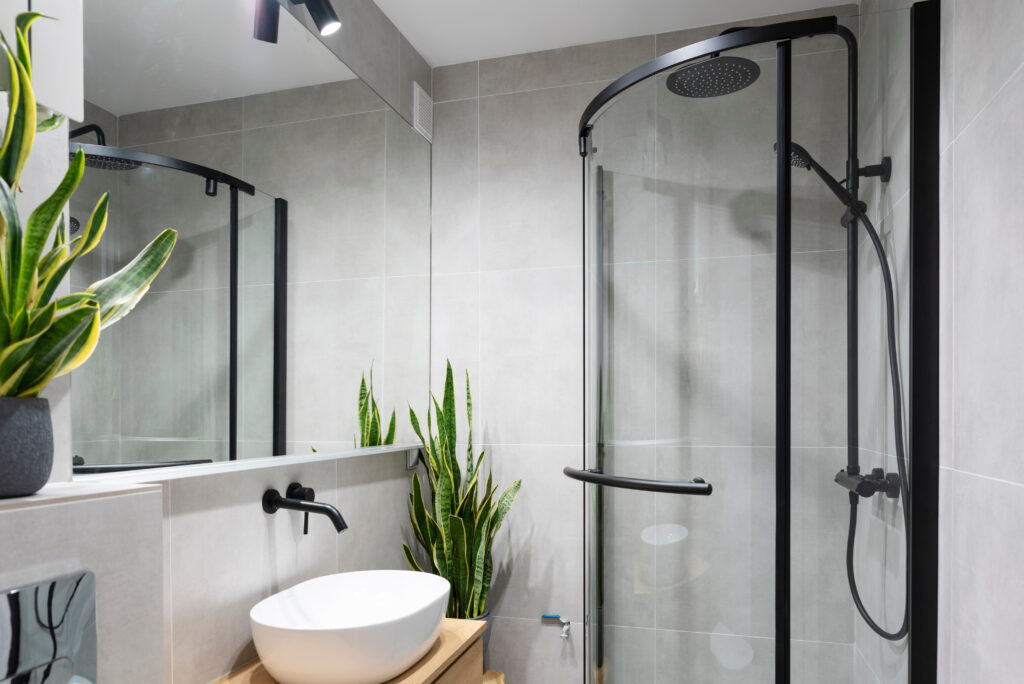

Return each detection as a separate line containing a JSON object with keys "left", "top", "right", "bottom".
{"left": 295, "top": 0, "right": 342, "bottom": 37}
{"left": 253, "top": 0, "right": 281, "bottom": 44}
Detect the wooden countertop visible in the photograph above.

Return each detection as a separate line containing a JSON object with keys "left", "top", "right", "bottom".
{"left": 216, "top": 618, "right": 486, "bottom": 684}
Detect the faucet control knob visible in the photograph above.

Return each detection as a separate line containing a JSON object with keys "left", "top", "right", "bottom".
{"left": 287, "top": 483, "right": 315, "bottom": 500}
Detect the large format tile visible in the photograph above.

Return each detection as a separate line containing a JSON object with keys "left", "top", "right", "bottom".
{"left": 0, "top": 491, "right": 164, "bottom": 683}
{"left": 654, "top": 447, "right": 774, "bottom": 638}
{"left": 385, "top": 111, "right": 432, "bottom": 278}
{"left": 478, "top": 267, "right": 582, "bottom": 445}
{"left": 286, "top": 278, "right": 384, "bottom": 447}
{"left": 429, "top": 272, "right": 480, "bottom": 419}
{"left": 399, "top": 33, "right": 432, "bottom": 121}
{"left": 382, "top": 275, "right": 431, "bottom": 444}
{"left": 601, "top": 625, "right": 656, "bottom": 684}
{"left": 953, "top": 0, "right": 1024, "bottom": 136}
{"left": 244, "top": 111, "right": 387, "bottom": 282}
{"left": 167, "top": 461, "right": 338, "bottom": 684}
{"left": 478, "top": 84, "right": 596, "bottom": 271}
{"left": 433, "top": 61, "right": 479, "bottom": 103}
{"left": 119, "top": 98, "right": 243, "bottom": 147}
{"left": 430, "top": 99, "right": 480, "bottom": 275}
{"left": 654, "top": 628, "right": 774, "bottom": 683}
{"left": 335, "top": 451, "right": 413, "bottom": 572}
{"left": 485, "top": 444, "right": 584, "bottom": 622}
{"left": 488, "top": 615, "right": 584, "bottom": 682}
{"left": 951, "top": 65, "right": 1024, "bottom": 482}
{"left": 949, "top": 471, "right": 1024, "bottom": 682}
{"left": 243, "top": 79, "right": 385, "bottom": 129}
{"left": 792, "top": 640, "right": 855, "bottom": 684}
{"left": 479, "top": 36, "right": 654, "bottom": 96}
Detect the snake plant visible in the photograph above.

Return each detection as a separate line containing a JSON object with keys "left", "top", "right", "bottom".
{"left": 403, "top": 361, "right": 522, "bottom": 619}
{"left": 356, "top": 365, "right": 396, "bottom": 447}
{"left": 0, "top": 13, "right": 177, "bottom": 397}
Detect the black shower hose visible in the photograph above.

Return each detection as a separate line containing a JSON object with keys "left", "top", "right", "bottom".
{"left": 845, "top": 206, "right": 911, "bottom": 642}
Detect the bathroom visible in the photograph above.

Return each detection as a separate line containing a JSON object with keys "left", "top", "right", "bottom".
{"left": 0, "top": 0, "right": 1011, "bottom": 681}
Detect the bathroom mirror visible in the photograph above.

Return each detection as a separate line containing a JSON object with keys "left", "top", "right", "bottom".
{"left": 69, "top": 0, "right": 431, "bottom": 472}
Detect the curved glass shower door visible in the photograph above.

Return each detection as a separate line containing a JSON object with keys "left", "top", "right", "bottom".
{"left": 583, "top": 40, "right": 779, "bottom": 681}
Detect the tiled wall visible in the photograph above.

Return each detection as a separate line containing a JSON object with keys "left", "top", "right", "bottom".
{"left": 0, "top": 488, "right": 164, "bottom": 682}
{"left": 429, "top": 6, "right": 858, "bottom": 682}
{"left": 70, "top": 79, "right": 431, "bottom": 463}
{"left": 938, "top": 0, "right": 1024, "bottom": 680}
{"left": 852, "top": 2, "right": 913, "bottom": 682}
{"left": 154, "top": 450, "right": 412, "bottom": 683}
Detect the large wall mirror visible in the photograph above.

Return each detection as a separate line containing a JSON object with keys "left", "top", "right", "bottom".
{"left": 70, "top": 0, "right": 431, "bottom": 472}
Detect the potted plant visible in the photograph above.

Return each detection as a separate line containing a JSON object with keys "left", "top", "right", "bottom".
{"left": 402, "top": 361, "right": 521, "bottom": 648}
{"left": 355, "top": 364, "right": 396, "bottom": 447}
{"left": 0, "top": 13, "right": 177, "bottom": 497}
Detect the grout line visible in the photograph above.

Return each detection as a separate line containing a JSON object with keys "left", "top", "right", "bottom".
{"left": 941, "top": 466, "right": 1024, "bottom": 491}
{"left": 855, "top": 643, "right": 884, "bottom": 684}
{"left": 950, "top": 55, "right": 1024, "bottom": 149}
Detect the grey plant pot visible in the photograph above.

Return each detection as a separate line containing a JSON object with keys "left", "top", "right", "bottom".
{"left": 470, "top": 611, "right": 491, "bottom": 670}
{"left": 0, "top": 397, "right": 54, "bottom": 498}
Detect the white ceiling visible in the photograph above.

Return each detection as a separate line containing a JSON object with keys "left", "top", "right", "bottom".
{"left": 84, "top": 0, "right": 355, "bottom": 116}
{"left": 374, "top": 0, "right": 851, "bottom": 67}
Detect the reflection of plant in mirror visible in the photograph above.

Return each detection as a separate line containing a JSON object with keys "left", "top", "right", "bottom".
{"left": 356, "top": 365, "right": 395, "bottom": 447}
{"left": 0, "top": 14, "right": 177, "bottom": 397}
{"left": 403, "top": 361, "right": 522, "bottom": 619}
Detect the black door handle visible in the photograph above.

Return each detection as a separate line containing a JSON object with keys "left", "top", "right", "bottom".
{"left": 562, "top": 467, "right": 712, "bottom": 495}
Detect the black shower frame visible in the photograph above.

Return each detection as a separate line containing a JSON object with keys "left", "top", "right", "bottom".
{"left": 575, "top": 3, "right": 939, "bottom": 682}
{"left": 67, "top": 143, "right": 289, "bottom": 461}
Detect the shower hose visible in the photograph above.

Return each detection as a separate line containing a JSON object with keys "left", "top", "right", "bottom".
{"left": 844, "top": 204, "right": 911, "bottom": 642}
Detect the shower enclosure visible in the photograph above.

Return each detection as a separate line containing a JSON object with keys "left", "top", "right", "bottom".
{"left": 565, "top": 4, "right": 938, "bottom": 682}
{"left": 68, "top": 138, "right": 286, "bottom": 471}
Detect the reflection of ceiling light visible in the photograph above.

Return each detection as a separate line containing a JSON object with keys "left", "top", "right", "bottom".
{"left": 296, "top": 0, "right": 342, "bottom": 37}
{"left": 253, "top": 0, "right": 342, "bottom": 44}
{"left": 253, "top": 0, "right": 281, "bottom": 44}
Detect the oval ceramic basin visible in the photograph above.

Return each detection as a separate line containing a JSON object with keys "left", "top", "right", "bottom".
{"left": 250, "top": 570, "right": 450, "bottom": 684}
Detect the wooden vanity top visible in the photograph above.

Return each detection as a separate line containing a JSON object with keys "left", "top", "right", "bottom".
{"left": 216, "top": 618, "right": 486, "bottom": 684}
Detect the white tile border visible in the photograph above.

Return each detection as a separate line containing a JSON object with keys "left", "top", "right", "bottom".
{"left": 0, "top": 480, "right": 161, "bottom": 512}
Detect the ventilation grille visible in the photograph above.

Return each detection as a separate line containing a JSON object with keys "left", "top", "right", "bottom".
{"left": 413, "top": 81, "right": 433, "bottom": 142}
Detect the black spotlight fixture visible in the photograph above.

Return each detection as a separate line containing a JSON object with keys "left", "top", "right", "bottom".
{"left": 253, "top": 0, "right": 281, "bottom": 43}
{"left": 294, "top": 0, "right": 342, "bottom": 37}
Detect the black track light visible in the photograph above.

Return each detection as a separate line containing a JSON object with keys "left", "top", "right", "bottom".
{"left": 253, "top": 0, "right": 281, "bottom": 43}
{"left": 295, "top": 0, "right": 342, "bottom": 37}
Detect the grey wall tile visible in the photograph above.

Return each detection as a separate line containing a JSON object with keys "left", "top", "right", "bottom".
{"left": 243, "top": 79, "right": 385, "bottom": 129}
{"left": 949, "top": 471, "right": 1024, "bottom": 682}
{"left": 479, "top": 35, "right": 654, "bottom": 96}
{"left": 478, "top": 84, "right": 596, "bottom": 271}
{"left": 119, "top": 98, "right": 243, "bottom": 147}
{"left": 335, "top": 451, "right": 412, "bottom": 572}
{"left": 286, "top": 278, "right": 384, "bottom": 446}
{"left": 655, "top": 629, "right": 774, "bottom": 682}
{"left": 792, "top": 640, "right": 855, "bottom": 684}
{"left": 952, "top": 65, "right": 1024, "bottom": 483}
{"left": 385, "top": 111, "right": 432, "bottom": 278}
{"left": 72, "top": 99, "right": 117, "bottom": 144}
{"left": 167, "top": 460, "right": 338, "bottom": 684}
{"left": 383, "top": 275, "right": 431, "bottom": 444}
{"left": 400, "top": 33, "right": 432, "bottom": 119}
{"left": 478, "top": 267, "right": 582, "bottom": 445}
{"left": 433, "top": 61, "right": 479, "bottom": 103}
{"left": 484, "top": 444, "right": 583, "bottom": 623}
{"left": 603, "top": 625, "right": 656, "bottom": 683}
{"left": 0, "top": 491, "right": 164, "bottom": 683}
{"left": 953, "top": 0, "right": 1024, "bottom": 136}
{"left": 429, "top": 272, "right": 480, "bottom": 433}
{"left": 431, "top": 99, "right": 479, "bottom": 275}
{"left": 487, "top": 616, "right": 583, "bottom": 682}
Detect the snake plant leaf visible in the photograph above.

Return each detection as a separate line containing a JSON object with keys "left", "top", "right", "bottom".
{"left": 465, "top": 370, "right": 474, "bottom": 478}
{"left": 449, "top": 515, "right": 469, "bottom": 612}
{"left": 33, "top": 192, "right": 110, "bottom": 310}
{"left": 86, "top": 228, "right": 176, "bottom": 329}
{"left": 0, "top": 39, "right": 35, "bottom": 189}
{"left": 70, "top": 192, "right": 109, "bottom": 261}
{"left": 411, "top": 473, "right": 433, "bottom": 547}
{"left": 16, "top": 301, "right": 98, "bottom": 396}
{"left": 13, "top": 13, "right": 45, "bottom": 78}
{"left": 0, "top": 358, "right": 30, "bottom": 395}
{"left": 0, "top": 312, "right": 49, "bottom": 380}
{"left": 479, "top": 552, "right": 494, "bottom": 613}
{"left": 442, "top": 361, "right": 456, "bottom": 454}
{"left": 55, "top": 304, "right": 102, "bottom": 377}
{"left": 488, "top": 480, "right": 522, "bottom": 544}
{"left": 402, "top": 544, "right": 425, "bottom": 573}
{"left": 36, "top": 110, "right": 64, "bottom": 133}
{"left": 384, "top": 410, "right": 396, "bottom": 445}
{"left": 0, "top": 176, "right": 24, "bottom": 305}
{"left": 471, "top": 513, "right": 490, "bottom": 615}
{"left": 14, "top": 150, "right": 85, "bottom": 312}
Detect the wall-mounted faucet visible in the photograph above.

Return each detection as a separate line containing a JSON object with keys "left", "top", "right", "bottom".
{"left": 262, "top": 482, "right": 347, "bottom": 534}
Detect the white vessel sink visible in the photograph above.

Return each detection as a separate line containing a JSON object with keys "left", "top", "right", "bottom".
{"left": 250, "top": 570, "right": 450, "bottom": 684}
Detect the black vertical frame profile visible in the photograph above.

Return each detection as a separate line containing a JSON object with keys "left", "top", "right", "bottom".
{"left": 228, "top": 186, "right": 240, "bottom": 461}
{"left": 272, "top": 198, "right": 289, "bottom": 455}
{"left": 775, "top": 39, "right": 793, "bottom": 684}
{"left": 909, "top": 1, "right": 940, "bottom": 681}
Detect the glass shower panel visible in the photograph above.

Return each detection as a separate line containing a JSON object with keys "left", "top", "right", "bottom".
{"left": 585, "top": 40, "right": 777, "bottom": 682}
{"left": 238, "top": 189, "right": 278, "bottom": 459}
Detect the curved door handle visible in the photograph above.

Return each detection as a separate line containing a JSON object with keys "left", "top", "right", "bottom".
{"left": 562, "top": 467, "right": 712, "bottom": 495}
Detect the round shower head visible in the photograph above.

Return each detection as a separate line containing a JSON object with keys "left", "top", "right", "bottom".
{"left": 665, "top": 55, "right": 761, "bottom": 98}
{"left": 69, "top": 151, "right": 142, "bottom": 171}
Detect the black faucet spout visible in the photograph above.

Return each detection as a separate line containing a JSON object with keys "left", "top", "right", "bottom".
{"left": 262, "top": 484, "right": 348, "bottom": 533}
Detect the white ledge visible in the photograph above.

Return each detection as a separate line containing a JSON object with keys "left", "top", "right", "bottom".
{"left": 73, "top": 443, "right": 420, "bottom": 485}
{"left": 0, "top": 481, "right": 162, "bottom": 512}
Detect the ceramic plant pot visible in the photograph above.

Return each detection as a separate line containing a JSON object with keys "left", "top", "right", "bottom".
{"left": 0, "top": 397, "right": 54, "bottom": 498}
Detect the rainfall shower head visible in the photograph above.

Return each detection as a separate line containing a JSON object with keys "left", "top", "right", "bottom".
{"left": 665, "top": 55, "right": 761, "bottom": 98}
{"left": 74, "top": 153, "right": 142, "bottom": 171}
